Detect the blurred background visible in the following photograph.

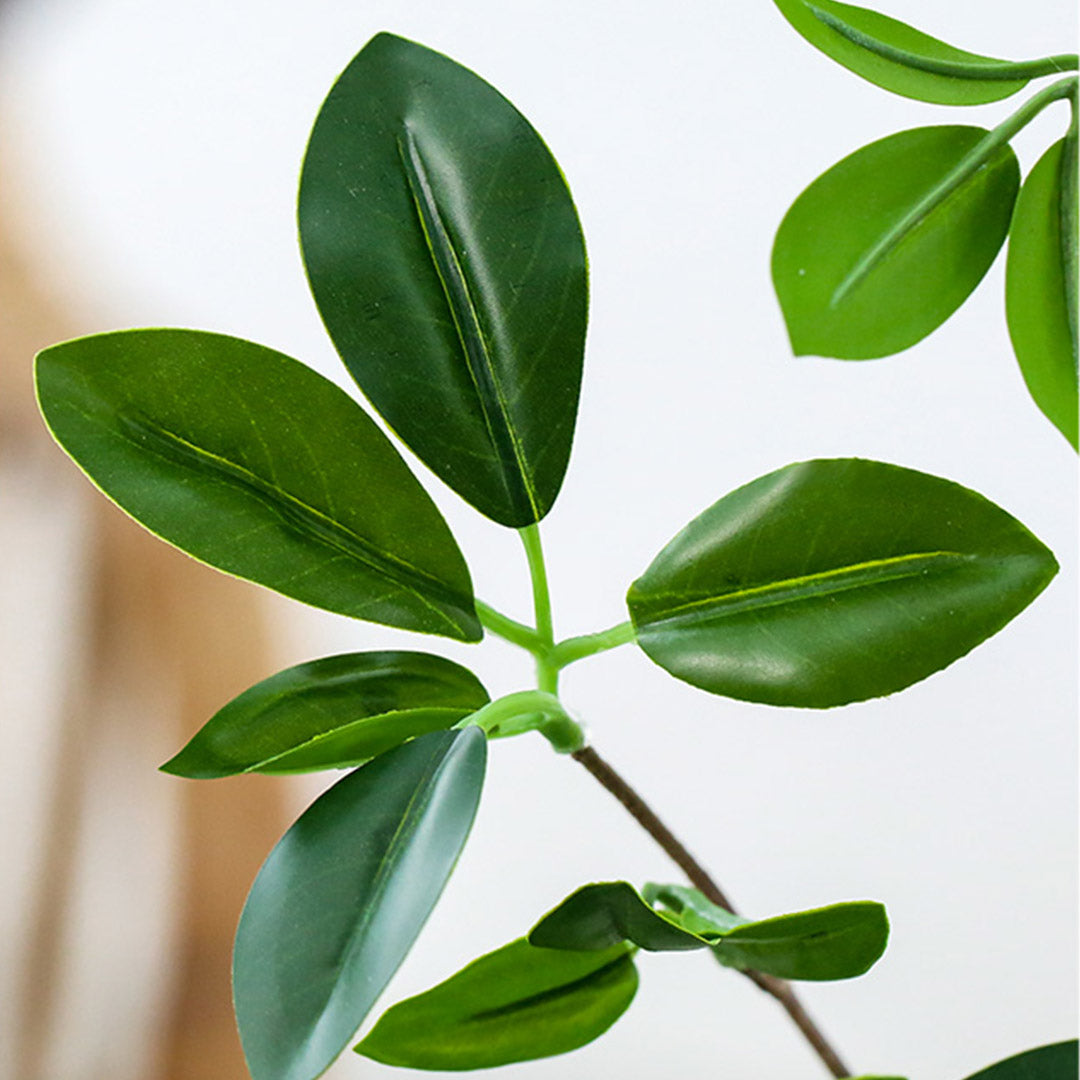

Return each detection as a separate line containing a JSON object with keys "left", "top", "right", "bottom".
{"left": 1, "top": 1, "right": 1076, "bottom": 1078}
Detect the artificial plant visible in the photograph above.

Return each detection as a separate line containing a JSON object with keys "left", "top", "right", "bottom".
{"left": 34, "top": 28, "right": 1072, "bottom": 1080}
{"left": 771, "top": 0, "right": 1079, "bottom": 449}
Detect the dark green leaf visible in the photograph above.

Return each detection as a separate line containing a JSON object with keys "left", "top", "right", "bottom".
{"left": 299, "top": 33, "right": 587, "bottom": 527}
{"left": 963, "top": 1041, "right": 1078, "bottom": 1080}
{"left": 35, "top": 329, "right": 480, "bottom": 640}
{"left": 528, "top": 882, "right": 716, "bottom": 952}
{"left": 162, "top": 651, "right": 489, "bottom": 778}
{"left": 233, "top": 728, "right": 486, "bottom": 1080}
{"left": 628, "top": 459, "right": 1058, "bottom": 707}
{"left": 1006, "top": 136, "right": 1079, "bottom": 449}
{"left": 356, "top": 938, "right": 637, "bottom": 1070}
{"left": 773, "top": 126, "right": 1019, "bottom": 359}
{"left": 773, "top": 0, "right": 1032, "bottom": 105}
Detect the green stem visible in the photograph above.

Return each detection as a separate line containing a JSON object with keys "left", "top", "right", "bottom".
{"left": 832, "top": 75, "right": 1079, "bottom": 307}
{"left": 475, "top": 600, "right": 545, "bottom": 653}
{"left": 456, "top": 689, "right": 585, "bottom": 752}
{"left": 549, "top": 621, "right": 636, "bottom": 668}
{"left": 808, "top": 4, "right": 1077, "bottom": 83}
{"left": 519, "top": 524, "right": 558, "bottom": 693}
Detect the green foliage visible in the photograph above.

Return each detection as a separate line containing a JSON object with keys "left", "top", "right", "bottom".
{"left": 233, "top": 728, "right": 486, "bottom": 1080}
{"left": 33, "top": 21, "right": 1071, "bottom": 1080}
{"left": 162, "top": 651, "right": 489, "bottom": 777}
{"left": 628, "top": 459, "right": 1056, "bottom": 707}
{"left": 772, "top": 1, "right": 1078, "bottom": 446}
{"left": 356, "top": 939, "right": 638, "bottom": 1070}
{"left": 963, "top": 1041, "right": 1078, "bottom": 1080}
{"left": 35, "top": 329, "right": 480, "bottom": 639}
{"left": 299, "top": 33, "right": 587, "bottom": 527}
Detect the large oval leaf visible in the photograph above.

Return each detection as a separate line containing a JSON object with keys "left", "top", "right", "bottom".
{"left": 1006, "top": 136, "right": 1079, "bottom": 449}
{"left": 773, "top": 126, "right": 1020, "bottom": 359}
{"left": 773, "top": 0, "right": 1032, "bottom": 105}
{"left": 299, "top": 32, "right": 587, "bottom": 527}
{"left": 356, "top": 938, "right": 637, "bottom": 1070}
{"left": 964, "top": 1041, "right": 1078, "bottom": 1080}
{"left": 627, "top": 459, "right": 1058, "bottom": 707}
{"left": 36, "top": 329, "right": 480, "bottom": 640}
{"left": 233, "top": 727, "right": 486, "bottom": 1080}
{"left": 161, "top": 651, "right": 489, "bottom": 778}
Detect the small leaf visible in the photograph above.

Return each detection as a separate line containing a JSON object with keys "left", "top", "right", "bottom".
{"left": 773, "top": 126, "right": 1019, "bottom": 359}
{"left": 627, "top": 459, "right": 1057, "bottom": 707}
{"left": 356, "top": 939, "right": 637, "bottom": 1070}
{"left": 1006, "top": 135, "right": 1079, "bottom": 449}
{"left": 233, "top": 728, "right": 486, "bottom": 1080}
{"left": 773, "top": 0, "right": 1032, "bottom": 105}
{"left": 528, "top": 882, "right": 718, "bottom": 952}
{"left": 300, "top": 33, "right": 587, "bottom": 527}
{"left": 162, "top": 651, "right": 489, "bottom": 778}
{"left": 35, "top": 329, "right": 480, "bottom": 640}
{"left": 963, "top": 1041, "right": 1078, "bottom": 1080}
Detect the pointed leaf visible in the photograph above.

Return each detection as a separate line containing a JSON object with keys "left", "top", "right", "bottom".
{"left": 528, "top": 882, "right": 715, "bottom": 952}
{"left": 300, "top": 33, "right": 587, "bottom": 527}
{"left": 627, "top": 459, "right": 1058, "bottom": 707}
{"left": 356, "top": 939, "right": 637, "bottom": 1070}
{"left": 963, "top": 1041, "right": 1078, "bottom": 1080}
{"left": 1006, "top": 135, "right": 1079, "bottom": 449}
{"left": 35, "top": 329, "right": 480, "bottom": 640}
{"left": 773, "top": 126, "right": 1019, "bottom": 359}
{"left": 233, "top": 728, "right": 486, "bottom": 1080}
{"left": 773, "top": 0, "right": 1033, "bottom": 105}
{"left": 162, "top": 651, "right": 489, "bottom": 778}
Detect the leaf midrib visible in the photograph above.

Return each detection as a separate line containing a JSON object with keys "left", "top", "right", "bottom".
{"left": 397, "top": 123, "right": 539, "bottom": 522}
{"left": 639, "top": 550, "right": 970, "bottom": 628}
{"left": 119, "top": 411, "right": 467, "bottom": 630}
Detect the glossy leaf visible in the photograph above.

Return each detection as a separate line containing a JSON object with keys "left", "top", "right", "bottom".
{"left": 300, "top": 33, "right": 587, "bottom": 527}
{"left": 773, "top": 0, "right": 1031, "bottom": 105}
{"left": 531, "top": 882, "right": 887, "bottom": 981}
{"left": 963, "top": 1041, "right": 1078, "bottom": 1080}
{"left": 233, "top": 728, "right": 486, "bottom": 1080}
{"left": 773, "top": 126, "right": 1019, "bottom": 359}
{"left": 36, "top": 329, "right": 480, "bottom": 640}
{"left": 356, "top": 938, "right": 637, "bottom": 1070}
{"left": 162, "top": 651, "right": 489, "bottom": 778}
{"left": 528, "top": 882, "right": 717, "bottom": 952}
{"left": 628, "top": 459, "right": 1058, "bottom": 707}
{"left": 1006, "top": 136, "right": 1079, "bottom": 449}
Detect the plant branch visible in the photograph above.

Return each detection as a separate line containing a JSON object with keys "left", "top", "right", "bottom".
{"left": 571, "top": 744, "right": 851, "bottom": 1078}
{"left": 475, "top": 599, "right": 545, "bottom": 653}
{"left": 549, "top": 620, "right": 636, "bottom": 668}
{"left": 519, "top": 524, "right": 558, "bottom": 693}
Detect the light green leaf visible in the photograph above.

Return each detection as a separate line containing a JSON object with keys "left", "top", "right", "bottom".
{"left": 1006, "top": 135, "right": 1079, "bottom": 449}
{"left": 528, "top": 882, "right": 718, "bottom": 952}
{"left": 35, "top": 329, "right": 480, "bottom": 640}
{"left": 627, "top": 459, "right": 1057, "bottom": 707}
{"left": 233, "top": 728, "right": 486, "bottom": 1080}
{"left": 773, "top": 126, "right": 1019, "bottom": 359}
{"left": 773, "top": 0, "right": 1055, "bottom": 105}
{"left": 963, "top": 1041, "right": 1078, "bottom": 1080}
{"left": 162, "top": 651, "right": 489, "bottom": 778}
{"left": 356, "top": 938, "right": 637, "bottom": 1070}
{"left": 300, "top": 33, "right": 587, "bottom": 527}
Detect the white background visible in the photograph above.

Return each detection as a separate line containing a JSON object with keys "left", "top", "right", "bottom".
{"left": 1, "top": 1, "right": 1076, "bottom": 1077}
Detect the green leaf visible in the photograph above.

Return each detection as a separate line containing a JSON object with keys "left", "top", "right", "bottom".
{"left": 528, "top": 882, "right": 717, "bottom": 952}
{"left": 963, "top": 1041, "right": 1078, "bottom": 1080}
{"left": 161, "top": 651, "right": 489, "bottom": 778}
{"left": 773, "top": 126, "right": 1019, "bottom": 359}
{"left": 233, "top": 727, "right": 486, "bottom": 1080}
{"left": 35, "top": 329, "right": 480, "bottom": 640}
{"left": 299, "top": 32, "right": 587, "bottom": 527}
{"left": 1006, "top": 135, "right": 1079, "bottom": 449}
{"left": 356, "top": 938, "right": 637, "bottom": 1070}
{"left": 531, "top": 882, "right": 887, "bottom": 982}
{"left": 627, "top": 459, "right": 1058, "bottom": 707}
{"left": 773, "top": 0, "right": 1037, "bottom": 105}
